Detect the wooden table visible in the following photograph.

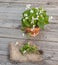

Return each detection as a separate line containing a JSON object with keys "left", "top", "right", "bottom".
{"left": 0, "top": 0, "right": 58, "bottom": 65}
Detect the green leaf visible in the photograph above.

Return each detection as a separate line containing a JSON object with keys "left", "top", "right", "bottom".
{"left": 37, "top": 21, "right": 44, "bottom": 29}
{"left": 44, "top": 15, "right": 49, "bottom": 24}
{"left": 23, "top": 10, "right": 30, "bottom": 17}
{"left": 20, "top": 42, "right": 38, "bottom": 54}
{"left": 42, "top": 11, "right": 46, "bottom": 17}
{"left": 21, "top": 7, "right": 49, "bottom": 30}
{"left": 22, "top": 19, "right": 30, "bottom": 27}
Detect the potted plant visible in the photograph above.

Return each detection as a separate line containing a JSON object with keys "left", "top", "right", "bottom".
{"left": 21, "top": 5, "right": 49, "bottom": 37}
{"left": 9, "top": 41, "right": 43, "bottom": 62}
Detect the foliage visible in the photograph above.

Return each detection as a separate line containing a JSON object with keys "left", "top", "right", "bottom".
{"left": 21, "top": 7, "right": 49, "bottom": 30}
{"left": 20, "top": 42, "right": 38, "bottom": 54}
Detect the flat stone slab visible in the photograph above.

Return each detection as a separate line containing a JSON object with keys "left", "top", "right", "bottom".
{"left": 9, "top": 42, "right": 43, "bottom": 63}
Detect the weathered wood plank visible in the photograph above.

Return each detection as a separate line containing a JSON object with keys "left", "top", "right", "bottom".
{"left": 0, "top": 20, "right": 58, "bottom": 30}
{"left": 0, "top": 37, "right": 58, "bottom": 61}
{"left": 0, "top": 55, "right": 54, "bottom": 65}
{"left": 0, "top": 0, "right": 58, "bottom": 4}
{"left": 0, "top": 50, "right": 58, "bottom": 65}
{"left": 0, "top": 0, "right": 58, "bottom": 65}
{"left": 0, "top": 2, "right": 57, "bottom": 8}
{"left": 0, "top": 27, "right": 58, "bottom": 42}
{"left": 0, "top": 3, "right": 58, "bottom": 29}
{"left": 0, "top": 49, "right": 58, "bottom": 61}
{"left": 0, "top": 38, "right": 58, "bottom": 51}
{"left": 0, "top": 51, "right": 8, "bottom": 55}
{"left": 0, "top": 7, "right": 58, "bottom": 14}
{"left": 0, "top": 15, "right": 58, "bottom": 24}
{"left": 44, "top": 24, "right": 58, "bottom": 32}
{"left": 51, "top": 57, "right": 58, "bottom": 61}
{"left": 0, "top": 38, "right": 24, "bottom": 51}
{"left": 0, "top": 60, "right": 57, "bottom": 65}
{"left": 45, "top": 60, "right": 58, "bottom": 65}
{"left": 0, "top": 2, "right": 57, "bottom": 9}
{"left": 0, "top": 19, "right": 20, "bottom": 28}
{"left": 0, "top": 14, "right": 58, "bottom": 28}
{"left": 0, "top": 55, "right": 10, "bottom": 65}
{"left": 0, "top": 8, "right": 58, "bottom": 20}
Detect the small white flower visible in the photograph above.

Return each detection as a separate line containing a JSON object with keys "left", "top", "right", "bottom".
{"left": 15, "top": 42, "right": 19, "bottom": 46}
{"left": 37, "top": 16, "right": 39, "bottom": 18}
{"left": 31, "top": 22, "right": 32, "bottom": 24}
{"left": 36, "top": 12, "right": 38, "bottom": 15}
{"left": 23, "top": 50, "right": 26, "bottom": 54}
{"left": 35, "top": 17, "right": 38, "bottom": 20}
{"left": 25, "top": 17, "right": 28, "bottom": 19}
{"left": 31, "top": 17, "right": 35, "bottom": 24}
{"left": 49, "top": 16, "right": 53, "bottom": 20}
{"left": 33, "top": 25, "right": 35, "bottom": 28}
{"left": 40, "top": 15, "right": 44, "bottom": 19}
{"left": 32, "top": 16, "right": 35, "bottom": 20}
{"left": 23, "top": 19, "right": 25, "bottom": 21}
{"left": 40, "top": 10, "right": 42, "bottom": 14}
{"left": 30, "top": 10, "right": 34, "bottom": 13}
{"left": 31, "top": 21, "right": 34, "bottom": 24}
{"left": 31, "top": 19, "right": 34, "bottom": 24}
{"left": 35, "top": 7, "right": 38, "bottom": 10}
{"left": 31, "top": 25, "right": 35, "bottom": 31}
{"left": 22, "top": 33, "right": 25, "bottom": 36}
{"left": 24, "top": 14, "right": 28, "bottom": 17}
{"left": 28, "top": 42, "right": 30, "bottom": 45}
{"left": 26, "top": 4, "right": 31, "bottom": 9}
{"left": 40, "top": 15, "right": 43, "bottom": 17}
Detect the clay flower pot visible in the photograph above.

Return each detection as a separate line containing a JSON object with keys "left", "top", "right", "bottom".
{"left": 25, "top": 27, "right": 40, "bottom": 37}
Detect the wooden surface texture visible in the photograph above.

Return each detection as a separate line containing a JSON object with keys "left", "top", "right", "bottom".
{"left": 0, "top": 0, "right": 58, "bottom": 65}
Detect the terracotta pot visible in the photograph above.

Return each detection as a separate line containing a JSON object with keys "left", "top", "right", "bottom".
{"left": 25, "top": 27, "right": 40, "bottom": 37}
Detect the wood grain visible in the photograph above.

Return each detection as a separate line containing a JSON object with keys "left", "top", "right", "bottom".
{"left": 0, "top": 6, "right": 58, "bottom": 29}
{"left": 0, "top": 38, "right": 58, "bottom": 51}
{"left": 0, "top": 2, "right": 58, "bottom": 29}
{"left": 0, "top": 55, "right": 56, "bottom": 65}
{"left": 0, "top": 0, "right": 58, "bottom": 4}
{"left": 0, "top": 8, "right": 58, "bottom": 20}
{"left": 0, "top": 27, "right": 58, "bottom": 42}
{"left": 0, "top": 0, "right": 58, "bottom": 65}
{"left": 0, "top": 38, "right": 58, "bottom": 62}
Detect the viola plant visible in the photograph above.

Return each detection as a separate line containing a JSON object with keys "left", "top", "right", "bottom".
{"left": 20, "top": 42, "right": 38, "bottom": 54}
{"left": 21, "top": 4, "right": 49, "bottom": 37}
